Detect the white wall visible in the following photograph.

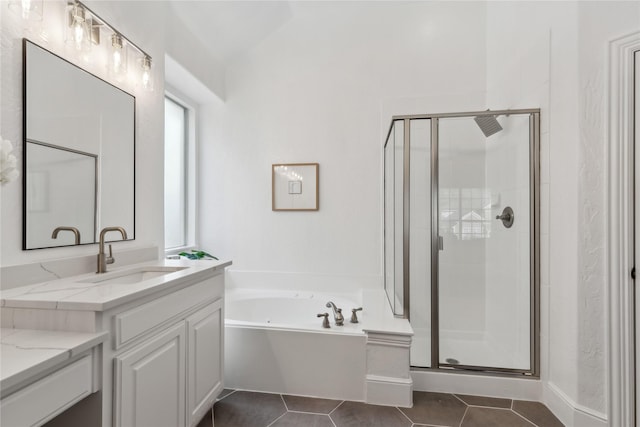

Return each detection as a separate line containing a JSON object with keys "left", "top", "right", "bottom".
{"left": 576, "top": 0, "right": 640, "bottom": 420}
{"left": 163, "top": 11, "right": 226, "bottom": 101}
{"left": 199, "top": 1, "right": 488, "bottom": 283}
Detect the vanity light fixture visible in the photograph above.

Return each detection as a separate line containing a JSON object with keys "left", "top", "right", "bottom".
{"left": 64, "top": 0, "right": 153, "bottom": 89}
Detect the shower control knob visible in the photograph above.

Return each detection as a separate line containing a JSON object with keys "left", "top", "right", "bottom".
{"left": 496, "top": 206, "right": 514, "bottom": 228}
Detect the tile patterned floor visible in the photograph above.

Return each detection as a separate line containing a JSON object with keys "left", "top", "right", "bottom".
{"left": 197, "top": 389, "right": 564, "bottom": 427}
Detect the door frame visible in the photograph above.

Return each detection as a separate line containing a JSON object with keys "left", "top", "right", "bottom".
{"left": 636, "top": 48, "right": 640, "bottom": 427}
{"left": 607, "top": 31, "right": 640, "bottom": 427}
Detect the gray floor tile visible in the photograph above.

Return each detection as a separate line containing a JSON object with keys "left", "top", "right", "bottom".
{"left": 218, "top": 389, "right": 236, "bottom": 400}
{"left": 269, "top": 412, "right": 334, "bottom": 427}
{"left": 513, "top": 400, "right": 564, "bottom": 427}
{"left": 331, "top": 401, "right": 411, "bottom": 427}
{"left": 196, "top": 409, "right": 213, "bottom": 427}
{"left": 455, "top": 394, "right": 512, "bottom": 408}
{"left": 214, "top": 391, "right": 286, "bottom": 427}
{"left": 206, "top": 390, "right": 561, "bottom": 427}
{"left": 461, "top": 407, "right": 535, "bottom": 427}
{"left": 282, "top": 394, "right": 342, "bottom": 414}
{"left": 399, "top": 391, "right": 467, "bottom": 426}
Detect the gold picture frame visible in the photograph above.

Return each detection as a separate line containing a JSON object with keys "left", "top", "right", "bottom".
{"left": 272, "top": 163, "right": 319, "bottom": 211}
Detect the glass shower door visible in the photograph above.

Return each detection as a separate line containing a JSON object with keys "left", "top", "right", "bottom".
{"left": 437, "top": 114, "right": 533, "bottom": 371}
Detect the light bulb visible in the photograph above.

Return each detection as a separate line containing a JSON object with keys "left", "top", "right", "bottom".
{"left": 113, "top": 50, "right": 121, "bottom": 70}
{"left": 110, "top": 33, "right": 126, "bottom": 76}
{"left": 66, "top": 3, "right": 90, "bottom": 52}
{"left": 142, "top": 69, "right": 150, "bottom": 86}
{"left": 74, "top": 21, "right": 84, "bottom": 49}
{"left": 140, "top": 55, "right": 153, "bottom": 91}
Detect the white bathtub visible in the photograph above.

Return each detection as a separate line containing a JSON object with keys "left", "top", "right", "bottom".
{"left": 225, "top": 289, "right": 364, "bottom": 332}
{"left": 224, "top": 289, "right": 368, "bottom": 401}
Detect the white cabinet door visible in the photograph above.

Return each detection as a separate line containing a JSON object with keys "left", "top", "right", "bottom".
{"left": 186, "top": 299, "right": 223, "bottom": 427}
{"left": 114, "top": 322, "right": 186, "bottom": 427}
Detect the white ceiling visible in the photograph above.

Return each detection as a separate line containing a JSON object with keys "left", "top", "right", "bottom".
{"left": 166, "top": 1, "right": 293, "bottom": 63}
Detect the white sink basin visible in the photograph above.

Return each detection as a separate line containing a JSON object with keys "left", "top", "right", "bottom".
{"left": 81, "top": 266, "right": 189, "bottom": 285}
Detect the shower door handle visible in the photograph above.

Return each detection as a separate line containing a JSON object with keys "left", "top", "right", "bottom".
{"left": 438, "top": 236, "right": 444, "bottom": 251}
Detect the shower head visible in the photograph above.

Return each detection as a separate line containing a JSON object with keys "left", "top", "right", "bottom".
{"left": 474, "top": 115, "right": 503, "bottom": 137}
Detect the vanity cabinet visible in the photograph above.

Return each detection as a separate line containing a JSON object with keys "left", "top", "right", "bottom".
{"left": 187, "top": 299, "right": 223, "bottom": 426}
{"left": 114, "top": 323, "right": 186, "bottom": 427}
{"left": 0, "top": 329, "right": 108, "bottom": 427}
{"left": 111, "top": 274, "right": 224, "bottom": 427}
{"left": 1, "top": 258, "right": 231, "bottom": 427}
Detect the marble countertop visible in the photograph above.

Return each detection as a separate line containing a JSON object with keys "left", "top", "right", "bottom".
{"left": 1, "top": 328, "right": 108, "bottom": 393}
{"left": 0, "top": 259, "right": 232, "bottom": 312}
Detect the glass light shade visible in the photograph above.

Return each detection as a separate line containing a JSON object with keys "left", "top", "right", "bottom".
{"left": 140, "top": 55, "right": 153, "bottom": 91}
{"left": 8, "top": 0, "right": 43, "bottom": 22}
{"left": 65, "top": 3, "right": 91, "bottom": 52}
{"left": 109, "top": 33, "right": 128, "bottom": 80}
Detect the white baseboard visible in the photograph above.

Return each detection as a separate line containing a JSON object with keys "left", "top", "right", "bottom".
{"left": 544, "top": 382, "right": 607, "bottom": 427}
{"left": 365, "top": 375, "right": 413, "bottom": 408}
{"left": 411, "top": 369, "right": 542, "bottom": 400}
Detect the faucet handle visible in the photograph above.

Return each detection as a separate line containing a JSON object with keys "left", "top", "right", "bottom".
{"left": 106, "top": 244, "right": 115, "bottom": 265}
{"left": 317, "top": 313, "right": 330, "bottom": 328}
{"left": 350, "top": 307, "right": 363, "bottom": 323}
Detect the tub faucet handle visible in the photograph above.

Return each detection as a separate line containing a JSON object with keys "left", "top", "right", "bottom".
{"left": 317, "top": 313, "right": 330, "bottom": 328}
{"left": 350, "top": 307, "right": 363, "bottom": 323}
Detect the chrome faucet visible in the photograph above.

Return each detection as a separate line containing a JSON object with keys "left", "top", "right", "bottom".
{"left": 326, "top": 301, "right": 344, "bottom": 326}
{"left": 52, "top": 226, "right": 81, "bottom": 245}
{"left": 97, "top": 227, "right": 128, "bottom": 273}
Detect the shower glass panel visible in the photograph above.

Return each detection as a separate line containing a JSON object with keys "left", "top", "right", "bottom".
{"left": 438, "top": 114, "right": 531, "bottom": 371}
{"left": 384, "top": 120, "right": 405, "bottom": 316}
{"left": 409, "top": 119, "right": 431, "bottom": 367}
{"left": 383, "top": 109, "right": 539, "bottom": 376}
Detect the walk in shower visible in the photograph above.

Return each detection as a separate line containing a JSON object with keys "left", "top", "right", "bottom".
{"left": 384, "top": 109, "right": 540, "bottom": 376}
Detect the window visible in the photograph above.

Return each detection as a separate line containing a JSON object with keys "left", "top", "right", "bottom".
{"left": 164, "top": 95, "right": 195, "bottom": 250}
{"left": 439, "top": 188, "right": 492, "bottom": 240}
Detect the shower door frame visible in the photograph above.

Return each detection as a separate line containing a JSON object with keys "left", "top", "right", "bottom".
{"left": 384, "top": 108, "right": 541, "bottom": 377}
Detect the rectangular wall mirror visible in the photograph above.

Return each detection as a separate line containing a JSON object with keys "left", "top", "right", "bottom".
{"left": 23, "top": 39, "right": 135, "bottom": 249}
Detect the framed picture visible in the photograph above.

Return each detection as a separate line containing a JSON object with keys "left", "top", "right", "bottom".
{"left": 272, "top": 163, "right": 319, "bottom": 211}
